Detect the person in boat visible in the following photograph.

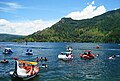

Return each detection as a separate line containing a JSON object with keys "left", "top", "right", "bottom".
{"left": 44, "top": 57, "right": 48, "bottom": 61}
{"left": 25, "top": 40, "right": 28, "bottom": 45}
{"left": 4, "top": 59, "right": 8, "bottom": 62}
{"left": 30, "top": 49, "right": 32, "bottom": 52}
{"left": 80, "top": 50, "right": 88, "bottom": 59}
{"left": 67, "top": 47, "right": 73, "bottom": 52}
{"left": 27, "top": 49, "right": 29, "bottom": 52}
{"left": 23, "top": 63, "right": 27, "bottom": 69}
{"left": 96, "top": 45, "right": 100, "bottom": 49}
{"left": 87, "top": 50, "right": 94, "bottom": 57}
{"left": 30, "top": 65, "right": 36, "bottom": 75}
{"left": 84, "top": 50, "right": 87, "bottom": 55}
{"left": 66, "top": 54, "right": 69, "bottom": 57}
{"left": 42, "top": 64, "right": 48, "bottom": 68}
{"left": 40, "top": 57, "right": 43, "bottom": 61}
{"left": 36, "top": 57, "right": 39, "bottom": 62}
{"left": 4, "top": 59, "right": 6, "bottom": 61}
{"left": 61, "top": 53, "right": 63, "bottom": 55}
{"left": 88, "top": 50, "right": 92, "bottom": 55}
{"left": 5, "top": 49, "right": 8, "bottom": 52}
{"left": 0, "top": 59, "right": 9, "bottom": 63}
{"left": 88, "top": 50, "right": 91, "bottom": 55}
{"left": 109, "top": 55, "right": 116, "bottom": 59}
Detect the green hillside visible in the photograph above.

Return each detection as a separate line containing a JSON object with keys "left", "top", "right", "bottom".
{"left": 19, "top": 9, "right": 120, "bottom": 43}
{"left": 0, "top": 34, "right": 24, "bottom": 42}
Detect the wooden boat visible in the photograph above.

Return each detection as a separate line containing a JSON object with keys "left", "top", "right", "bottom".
{"left": 10, "top": 60, "right": 40, "bottom": 80}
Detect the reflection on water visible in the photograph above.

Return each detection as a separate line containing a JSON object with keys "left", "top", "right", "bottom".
{"left": 0, "top": 42, "right": 120, "bottom": 81}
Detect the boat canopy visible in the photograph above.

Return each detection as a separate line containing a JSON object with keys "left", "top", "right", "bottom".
{"left": 5, "top": 48, "right": 11, "bottom": 50}
{"left": 18, "top": 60, "right": 38, "bottom": 65}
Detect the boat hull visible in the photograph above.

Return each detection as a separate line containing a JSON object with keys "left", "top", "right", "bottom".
{"left": 0, "top": 60, "right": 9, "bottom": 63}
{"left": 10, "top": 71, "right": 39, "bottom": 81}
{"left": 80, "top": 54, "right": 94, "bottom": 60}
{"left": 58, "top": 55, "right": 73, "bottom": 60}
{"left": 26, "top": 52, "right": 33, "bottom": 55}
{"left": 10, "top": 60, "right": 40, "bottom": 81}
{"left": 3, "top": 51, "right": 13, "bottom": 54}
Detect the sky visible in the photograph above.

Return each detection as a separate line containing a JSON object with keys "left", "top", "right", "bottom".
{"left": 0, "top": 0, "right": 120, "bottom": 35}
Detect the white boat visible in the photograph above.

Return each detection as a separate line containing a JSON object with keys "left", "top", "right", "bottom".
{"left": 3, "top": 48, "right": 13, "bottom": 54}
{"left": 108, "top": 56, "right": 115, "bottom": 60}
{"left": 10, "top": 60, "right": 40, "bottom": 80}
{"left": 58, "top": 52, "right": 73, "bottom": 60}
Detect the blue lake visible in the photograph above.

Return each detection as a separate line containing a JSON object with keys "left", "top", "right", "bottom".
{"left": 0, "top": 42, "right": 120, "bottom": 81}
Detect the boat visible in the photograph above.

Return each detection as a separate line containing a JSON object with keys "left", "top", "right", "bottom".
{"left": 9, "top": 60, "right": 40, "bottom": 80}
{"left": 108, "top": 56, "right": 114, "bottom": 60}
{"left": 41, "top": 64, "right": 48, "bottom": 68}
{"left": 96, "top": 45, "right": 100, "bottom": 49}
{"left": 26, "top": 52, "right": 33, "bottom": 55}
{"left": 3, "top": 48, "right": 13, "bottom": 54}
{"left": 80, "top": 53, "right": 94, "bottom": 60}
{"left": 26, "top": 49, "right": 33, "bottom": 55}
{"left": 58, "top": 52, "right": 73, "bottom": 60}
{"left": 36, "top": 57, "right": 48, "bottom": 62}
{"left": 0, "top": 59, "right": 9, "bottom": 63}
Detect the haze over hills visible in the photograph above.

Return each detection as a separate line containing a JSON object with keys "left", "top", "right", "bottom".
{"left": 13, "top": 9, "right": 120, "bottom": 43}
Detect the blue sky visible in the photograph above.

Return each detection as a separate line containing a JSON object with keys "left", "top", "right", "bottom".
{"left": 0, "top": 0, "right": 120, "bottom": 35}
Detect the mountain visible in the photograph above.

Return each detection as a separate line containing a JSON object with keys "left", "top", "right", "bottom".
{"left": 0, "top": 34, "right": 24, "bottom": 42}
{"left": 19, "top": 8, "right": 120, "bottom": 43}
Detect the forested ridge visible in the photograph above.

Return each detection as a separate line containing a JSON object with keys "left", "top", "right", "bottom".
{"left": 0, "top": 34, "right": 24, "bottom": 42}
{"left": 15, "top": 9, "right": 120, "bottom": 43}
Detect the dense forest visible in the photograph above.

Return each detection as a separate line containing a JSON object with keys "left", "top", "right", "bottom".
{"left": 15, "top": 8, "right": 120, "bottom": 43}
{"left": 0, "top": 34, "right": 24, "bottom": 42}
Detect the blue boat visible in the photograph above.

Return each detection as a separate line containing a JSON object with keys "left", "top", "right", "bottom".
{"left": 26, "top": 49, "right": 33, "bottom": 55}
{"left": 3, "top": 48, "right": 13, "bottom": 54}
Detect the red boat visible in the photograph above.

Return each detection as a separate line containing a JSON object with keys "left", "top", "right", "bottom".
{"left": 80, "top": 54, "right": 94, "bottom": 60}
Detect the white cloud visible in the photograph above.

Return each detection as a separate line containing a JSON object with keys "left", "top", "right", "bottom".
{"left": 0, "top": 1, "right": 22, "bottom": 12}
{"left": 6, "top": 2, "right": 22, "bottom": 9}
{"left": 65, "top": 1, "right": 106, "bottom": 20}
{"left": 0, "top": 0, "right": 107, "bottom": 35}
{"left": 0, "top": 19, "right": 56, "bottom": 35}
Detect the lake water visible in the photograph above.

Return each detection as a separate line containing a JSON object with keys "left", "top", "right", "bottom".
{"left": 0, "top": 42, "right": 120, "bottom": 81}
